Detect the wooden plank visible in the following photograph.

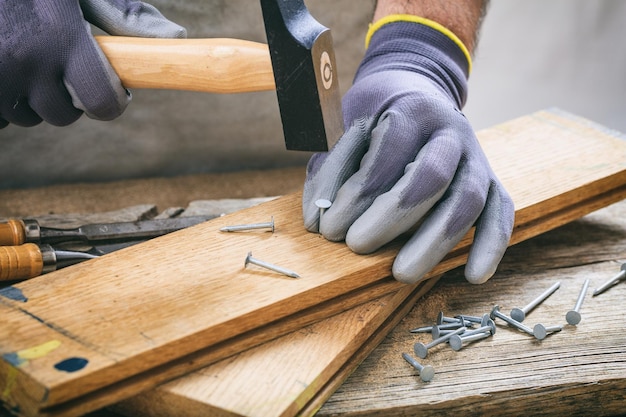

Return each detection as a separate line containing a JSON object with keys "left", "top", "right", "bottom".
{"left": 111, "top": 280, "right": 437, "bottom": 417}
{"left": 0, "top": 276, "right": 405, "bottom": 417}
{"left": 316, "top": 199, "right": 626, "bottom": 416}
{"left": 0, "top": 109, "right": 625, "bottom": 417}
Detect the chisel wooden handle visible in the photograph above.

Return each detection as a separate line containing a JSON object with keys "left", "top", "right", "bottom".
{"left": 0, "top": 243, "right": 44, "bottom": 282}
{"left": 0, "top": 219, "right": 26, "bottom": 246}
{"left": 95, "top": 36, "right": 275, "bottom": 94}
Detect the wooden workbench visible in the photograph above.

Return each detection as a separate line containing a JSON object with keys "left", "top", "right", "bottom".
{"left": 317, "top": 198, "right": 626, "bottom": 416}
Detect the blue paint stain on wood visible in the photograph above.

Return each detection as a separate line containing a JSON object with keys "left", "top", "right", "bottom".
{"left": 0, "top": 286, "right": 28, "bottom": 302}
{"left": 2, "top": 352, "right": 25, "bottom": 367}
{"left": 54, "top": 357, "right": 89, "bottom": 373}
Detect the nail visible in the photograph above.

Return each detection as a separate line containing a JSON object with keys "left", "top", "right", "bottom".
{"left": 510, "top": 281, "right": 560, "bottom": 322}
{"left": 437, "top": 312, "right": 462, "bottom": 324}
{"left": 456, "top": 314, "right": 485, "bottom": 324}
{"left": 221, "top": 217, "right": 274, "bottom": 232}
{"left": 533, "top": 323, "right": 563, "bottom": 340}
{"left": 566, "top": 279, "right": 590, "bottom": 325}
{"left": 409, "top": 326, "right": 433, "bottom": 334}
{"left": 410, "top": 321, "right": 466, "bottom": 334}
{"left": 414, "top": 326, "right": 465, "bottom": 358}
{"left": 244, "top": 252, "right": 300, "bottom": 278}
{"left": 490, "top": 305, "right": 534, "bottom": 336}
{"left": 449, "top": 331, "right": 493, "bottom": 351}
{"left": 432, "top": 317, "right": 470, "bottom": 338}
{"left": 479, "top": 313, "right": 493, "bottom": 328}
{"left": 593, "top": 263, "right": 626, "bottom": 296}
{"left": 315, "top": 199, "right": 332, "bottom": 233}
{"left": 449, "top": 319, "right": 496, "bottom": 352}
{"left": 437, "top": 312, "right": 480, "bottom": 325}
{"left": 430, "top": 328, "right": 457, "bottom": 339}
{"left": 462, "top": 321, "right": 496, "bottom": 338}
{"left": 402, "top": 353, "right": 435, "bottom": 382}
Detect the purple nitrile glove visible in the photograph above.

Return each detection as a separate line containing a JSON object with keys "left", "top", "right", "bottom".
{"left": 303, "top": 19, "right": 514, "bottom": 285}
{"left": 0, "top": 0, "right": 186, "bottom": 129}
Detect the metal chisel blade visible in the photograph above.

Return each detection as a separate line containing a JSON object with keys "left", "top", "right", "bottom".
{"left": 39, "top": 215, "right": 215, "bottom": 244}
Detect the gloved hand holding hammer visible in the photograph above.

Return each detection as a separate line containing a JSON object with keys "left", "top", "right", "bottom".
{"left": 0, "top": 0, "right": 185, "bottom": 128}
{"left": 303, "top": 0, "right": 515, "bottom": 285}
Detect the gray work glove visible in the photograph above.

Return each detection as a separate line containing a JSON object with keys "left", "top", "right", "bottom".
{"left": 0, "top": 0, "right": 186, "bottom": 128}
{"left": 303, "top": 20, "right": 515, "bottom": 285}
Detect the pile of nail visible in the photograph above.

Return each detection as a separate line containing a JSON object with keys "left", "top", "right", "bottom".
{"left": 402, "top": 311, "right": 498, "bottom": 382}
{"left": 402, "top": 267, "right": 626, "bottom": 383}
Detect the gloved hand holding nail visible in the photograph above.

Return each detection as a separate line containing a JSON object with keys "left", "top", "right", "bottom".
{"left": 303, "top": 16, "right": 515, "bottom": 285}
{"left": 0, "top": 0, "right": 186, "bottom": 128}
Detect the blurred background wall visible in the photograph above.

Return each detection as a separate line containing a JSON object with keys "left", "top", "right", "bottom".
{"left": 464, "top": 1, "right": 626, "bottom": 135}
{"left": 1, "top": 0, "right": 624, "bottom": 190}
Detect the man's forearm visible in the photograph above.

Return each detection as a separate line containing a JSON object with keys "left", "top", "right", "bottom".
{"left": 373, "top": 0, "right": 488, "bottom": 53}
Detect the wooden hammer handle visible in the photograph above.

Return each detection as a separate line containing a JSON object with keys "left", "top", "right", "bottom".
{"left": 0, "top": 219, "right": 26, "bottom": 246}
{"left": 95, "top": 36, "right": 276, "bottom": 94}
{"left": 0, "top": 244, "right": 43, "bottom": 282}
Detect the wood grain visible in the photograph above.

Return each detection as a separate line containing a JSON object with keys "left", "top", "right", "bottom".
{"left": 112, "top": 279, "right": 437, "bottom": 417}
{"left": 0, "top": 109, "right": 625, "bottom": 417}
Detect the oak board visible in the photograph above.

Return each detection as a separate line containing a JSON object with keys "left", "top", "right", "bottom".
{"left": 112, "top": 281, "right": 434, "bottom": 417}
{"left": 0, "top": 109, "right": 625, "bottom": 417}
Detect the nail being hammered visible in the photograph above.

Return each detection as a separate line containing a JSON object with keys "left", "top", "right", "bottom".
{"left": 315, "top": 199, "right": 332, "bottom": 232}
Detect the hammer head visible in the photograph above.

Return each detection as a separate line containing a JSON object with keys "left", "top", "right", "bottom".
{"left": 260, "top": 0, "right": 343, "bottom": 152}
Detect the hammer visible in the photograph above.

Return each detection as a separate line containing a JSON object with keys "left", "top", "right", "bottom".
{"left": 95, "top": 0, "right": 343, "bottom": 152}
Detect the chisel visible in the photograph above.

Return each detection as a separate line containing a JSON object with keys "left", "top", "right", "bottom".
{"left": 0, "top": 241, "right": 144, "bottom": 282}
{"left": 0, "top": 216, "right": 215, "bottom": 246}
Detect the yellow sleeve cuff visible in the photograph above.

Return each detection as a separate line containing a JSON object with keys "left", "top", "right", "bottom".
{"left": 365, "top": 14, "right": 472, "bottom": 74}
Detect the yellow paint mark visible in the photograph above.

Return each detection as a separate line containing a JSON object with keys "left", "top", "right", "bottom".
{"left": 17, "top": 340, "right": 61, "bottom": 361}
{"left": 2, "top": 367, "right": 18, "bottom": 400}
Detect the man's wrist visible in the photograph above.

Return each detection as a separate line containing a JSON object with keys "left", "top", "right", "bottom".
{"left": 372, "top": 0, "right": 488, "bottom": 54}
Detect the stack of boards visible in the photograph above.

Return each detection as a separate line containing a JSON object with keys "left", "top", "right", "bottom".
{"left": 1, "top": 109, "right": 625, "bottom": 417}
